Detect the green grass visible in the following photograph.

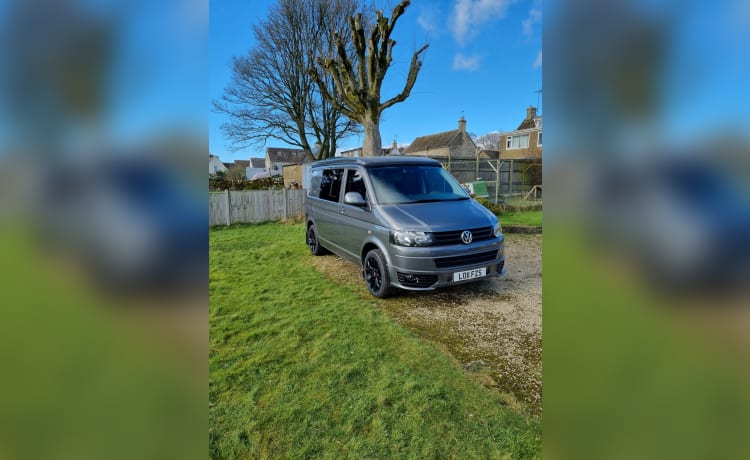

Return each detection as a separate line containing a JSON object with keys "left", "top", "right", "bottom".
{"left": 474, "top": 197, "right": 542, "bottom": 227}
{"left": 501, "top": 210, "right": 543, "bottom": 227}
{"left": 209, "top": 223, "right": 541, "bottom": 458}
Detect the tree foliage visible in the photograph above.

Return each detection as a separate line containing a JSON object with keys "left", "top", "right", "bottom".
{"left": 310, "top": 0, "right": 428, "bottom": 156}
{"left": 213, "top": 0, "right": 360, "bottom": 160}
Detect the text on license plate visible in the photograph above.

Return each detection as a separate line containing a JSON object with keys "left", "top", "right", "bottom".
{"left": 453, "top": 267, "right": 487, "bottom": 282}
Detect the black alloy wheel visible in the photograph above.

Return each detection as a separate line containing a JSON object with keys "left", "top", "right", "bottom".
{"left": 363, "top": 249, "right": 395, "bottom": 298}
{"left": 307, "top": 225, "right": 325, "bottom": 256}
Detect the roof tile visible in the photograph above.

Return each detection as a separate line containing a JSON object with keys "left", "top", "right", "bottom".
{"left": 404, "top": 129, "right": 460, "bottom": 153}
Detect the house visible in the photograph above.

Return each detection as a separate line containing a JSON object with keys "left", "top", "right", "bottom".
{"left": 404, "top": 116, "right": 478, "bottom": 183}
{"left": 339, "top": 147, "right": 363, "bottom": 158}
{"left": 339, "top": 140, "right": 403, "bottom": 157}
{"left": 209, "top": 154, "right": 228, "bottom": 176}
{"left": 404, "top": 116, "right": 477, "bottom": 162}
{"left": 265, "top": 147, "right": 308, "bottom": 175}
{"left": 497, "top": 106, "right": 542, "bottom": 196}
{"left": 246, "top": 157, "right": 266, "bottom": 179}
{"left": 384, "top": 139, "right": 405, "bottom": 156}
{"left": 498, "top": 106, "right": 542, "bottom": 161}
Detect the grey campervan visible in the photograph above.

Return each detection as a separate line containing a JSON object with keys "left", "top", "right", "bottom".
{"left": 305, "top": 157, "right": 505, "bottom": 298}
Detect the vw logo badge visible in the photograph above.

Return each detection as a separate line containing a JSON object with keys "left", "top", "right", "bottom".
{"left": 461, "top": 230, "right": 473, "bottom": 244}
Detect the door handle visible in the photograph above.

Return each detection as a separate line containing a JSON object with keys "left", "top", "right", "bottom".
{"left": 339, "top": 209, "right": 345, "bottom": 214}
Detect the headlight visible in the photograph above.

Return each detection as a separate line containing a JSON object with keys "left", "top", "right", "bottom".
{"left": 391, "top": 230, "right": 433, "bottom": 246}
{"left": 494, "top": 222, "right": 502, "bottom": 237}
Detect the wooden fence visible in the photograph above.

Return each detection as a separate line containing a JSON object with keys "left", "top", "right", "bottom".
{"left": 438, "top": 158, "right": 542, "bottom": 203}
{"left": 209, "top": 189, "right": 306, "bottom": 226}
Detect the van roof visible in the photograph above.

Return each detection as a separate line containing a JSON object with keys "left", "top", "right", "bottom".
{"left": 311, "top": 156, "right": 442, "bottom": 168}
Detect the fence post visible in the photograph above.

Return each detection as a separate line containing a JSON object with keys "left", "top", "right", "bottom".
{"left": 283, "top": 187, "right": 288, "bottom": 221}
{"left": 224, "top": 189, "right": 231, "bottom": 226}
{"left": 495, "top": 159, "right": 500, "bottom": 203}
{"left": 268, "top": 189, "right": 273, "bottom": 222}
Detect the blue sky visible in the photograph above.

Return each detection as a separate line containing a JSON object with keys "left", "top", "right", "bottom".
{"left": 209, "top": 0, "right": 543, "bottom": 162}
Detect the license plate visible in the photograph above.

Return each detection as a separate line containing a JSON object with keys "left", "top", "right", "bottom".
{"left": 453, "top": 267, "right": 487, "bottom": 282}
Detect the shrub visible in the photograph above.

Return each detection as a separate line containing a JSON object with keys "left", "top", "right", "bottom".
{"left": 475, "top": 197, "right": 504, "bottom": 215}
{"left": 209, "top": 175, "right": 284, "bottom": 191}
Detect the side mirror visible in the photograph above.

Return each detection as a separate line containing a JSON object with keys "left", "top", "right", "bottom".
{"left": 344, "top": 191, "right": 367, "bottom": 207}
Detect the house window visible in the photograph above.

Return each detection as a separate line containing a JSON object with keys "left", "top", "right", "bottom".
{"left": 506, "top": 134, "right": 530, "bottom": 149}
{"left": 537, "top": 132, "right": 542, "bottom": 146}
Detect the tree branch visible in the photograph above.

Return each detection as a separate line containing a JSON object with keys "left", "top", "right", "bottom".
{"left": 380, "top": 43, "right": 428, "bottom": 111}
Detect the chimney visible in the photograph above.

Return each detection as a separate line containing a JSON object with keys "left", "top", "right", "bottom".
{"left": 458, "top": 116, "right": 467, "bottom": 133}
{"left": 526, "top": 106, "right": 537, "bottom": 120}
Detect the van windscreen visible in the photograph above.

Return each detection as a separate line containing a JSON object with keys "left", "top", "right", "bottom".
{"left": 367, "top": 165, "right": 469, "bottom": 204}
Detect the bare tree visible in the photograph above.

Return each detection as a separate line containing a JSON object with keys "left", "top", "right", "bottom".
{"left": 226, "top": 164, "right": 246, "bottom": 183}
{"left": 213, "top": 0, "right": 360, "bottom": 161}
{"left": 474, "top": 132, "right": 503, "bottom": 150}
{"left": 310, "top": 0, "right": 428, "bottom": 157}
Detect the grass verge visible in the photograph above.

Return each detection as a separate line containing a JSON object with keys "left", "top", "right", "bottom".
{"left": 500, "top": 210, "right": 543, "bottom": 227}
{"left": 209, "top": 223, "right": 541, "bottom": 458}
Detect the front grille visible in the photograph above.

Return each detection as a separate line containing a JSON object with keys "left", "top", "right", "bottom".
{"left": 434, "top": 250, "right": 498, "bottom": 269}
{"left": 431, "top": 226, "right": 494, "bottom": 246}
{"left": 397, "top": 272, "right": 438, "bottom": 288}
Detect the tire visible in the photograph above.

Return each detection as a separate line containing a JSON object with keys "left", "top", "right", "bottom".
{"left": 363, "top": 249, "right": 396, "bottom": 298}
{"left": 307, "top": 224, "right": 326, "bottom": 256}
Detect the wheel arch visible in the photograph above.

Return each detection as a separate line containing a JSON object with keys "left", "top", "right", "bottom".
{"left": 360, "top": 237, "right": 390, "bottom": 266}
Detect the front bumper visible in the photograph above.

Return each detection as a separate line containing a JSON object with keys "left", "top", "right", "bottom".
{"left": 386, "top": 237, "right": 506, "bottom": 291}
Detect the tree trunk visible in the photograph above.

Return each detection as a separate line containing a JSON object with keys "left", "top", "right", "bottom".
{"left": 361, "top": 117, "right": 382, "bottom": 157}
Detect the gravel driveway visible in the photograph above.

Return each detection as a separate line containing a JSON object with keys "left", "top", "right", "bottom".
{"left": 310, "top": 233, "right": 542, "bottom": 415}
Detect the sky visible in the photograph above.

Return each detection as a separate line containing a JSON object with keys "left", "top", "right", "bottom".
{"left": 209, "top": 0, "right": 543, "bottom": 162}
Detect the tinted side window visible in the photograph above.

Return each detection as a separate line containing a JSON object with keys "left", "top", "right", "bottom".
{"left": 319, "top": 168, "right": 344, "bottom": 202}
{"left": 344, "top": 169, "right": 368, "bottom": 202}
{"left": 309, "top": 169, "right": 322, "bottom": 197}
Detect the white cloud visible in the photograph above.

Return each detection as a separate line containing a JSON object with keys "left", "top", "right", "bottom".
{"left": 532, "top": 50, "right": 542, "bottom": 69}
{"left": 451, "top": 0, "right": 514, "bottom": 46}
{"left": 417, "top": 7, "right": 439, "bottom": 34}
{"left": 522, "top": 1, "right": 542, "bottom": 40}
{"left": 453, "top": 53, "right": 483, "bottom": 71}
